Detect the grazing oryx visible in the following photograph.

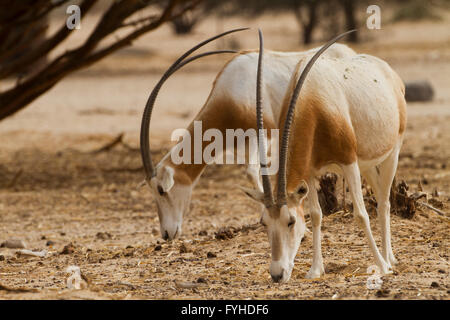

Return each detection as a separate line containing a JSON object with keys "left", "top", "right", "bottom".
{"left": 242, "top": 29, "right": 406, "bottom": 283}
{"left": 140, "top": 28, "right": 356, "bottom": 241}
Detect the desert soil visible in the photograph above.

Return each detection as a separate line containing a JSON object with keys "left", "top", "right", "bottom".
{"left": 0, "top": 11, "right": 449, "bottom": 299}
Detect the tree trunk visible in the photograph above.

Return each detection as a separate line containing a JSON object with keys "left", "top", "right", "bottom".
{"left": 171, "top": 11, "right": 198, "bottom": 35}
{"left": 302, "top": 7, "right": 316, "bottom": 45}
{"left": 294, "top": 0, "right": 320, "bottom": 45}
{"left": 340, "top": 0, "right": 358, "bottom": 42}
{"left": 322, "top": 0, "right": 342, "bottom": 39}
{"left": 0, "top": 0, "right": 200, "bottom": 122}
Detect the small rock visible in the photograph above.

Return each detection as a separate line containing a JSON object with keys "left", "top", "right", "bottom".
{"left": 197, "top": 277, "right": 207, "bottom": 284}
{"left": 46, "top": 240, "right": 55, "bottom": 246}
{"left": 438, "top": 269, "right": 445, "bottom": 274}
{"left": 96, "top": 232, "right": 112, "bottom": 240}
{"left": 154, "top": 244, "right": 162, "bottom": 251}
{"left": 179, "top": 242, "right": 191, "bottom": 254}
{"left": 124, "top": 248, "right": 134, "bottom": 257}
{"left": 430, "top": 281, "right": 439, "bottom": 288}
{"left": 1, "top": 239, "right": 26, "bottom": 249}
{"left": 393, "top": 293, "right": 403, "bottom": 299}
{"left": 60, "top": 243, "right": 75, "bottom": 255}
{"left": 207, "top": 251, "right": 217, "bottom": 258}
{"left": 198, "top": 230, "right": 208, "bottom": 236}
{"left": 375, "top": 289, "right": 390, "bottom": 298}
{"left": 215, "top": 227, "right": 234, "bottom": 240}
{"left": 0, "top": 255, "right": 5, "bottom": 261}
{"left": 405, "top": 80, "right": 434, "bottom": 102}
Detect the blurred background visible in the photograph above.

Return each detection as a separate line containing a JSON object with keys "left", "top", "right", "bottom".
{"left": 0, "top": 0, "right": 448, "bottom": 142}
{"left": 0, "top": 0, "right": 448, "bottom": 299}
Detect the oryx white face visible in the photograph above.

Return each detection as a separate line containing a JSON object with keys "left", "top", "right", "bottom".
{"left": 242, "top": 180, "right": 309, "bottom": 283}
{"left": 149, "top": 165, "right": 192, "bottom": 241}
{"left": 261, "top": 204, "right": 306, "bottom": 283}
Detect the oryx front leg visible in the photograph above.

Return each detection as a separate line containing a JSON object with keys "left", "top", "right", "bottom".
{"left": 342, "top": 163, "right": 391, "bottom": 275}
{"left": 245, "top": 137, "right": 264, "bottom": 193}
{"left": 305, "top": 178, "right": 325, "bottom": 279}
{"left": 245, "top": 140, "right": 266, "bottom": 217}
{"left": 246, "top": 163, "right": 266, "bottom": 217}
{"left": 246, "top": 163, "right": 263, "bottom": 193}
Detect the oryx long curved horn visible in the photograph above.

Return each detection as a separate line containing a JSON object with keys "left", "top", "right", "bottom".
{"left": 171, "top": 50, "right": 237, "bottom": 74}
{"left": 256, "top": 29, "right": 274, "bottom": 208}
{"left": 276, "top": 30, "right": 357, "bottom": 206}
{"left": 140, "top": 27, "right": 249, "bottom": 182}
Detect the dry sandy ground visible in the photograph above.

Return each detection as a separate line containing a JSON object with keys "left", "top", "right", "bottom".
{"left": 0, "top": 11, "right": 449, "bottom": 299}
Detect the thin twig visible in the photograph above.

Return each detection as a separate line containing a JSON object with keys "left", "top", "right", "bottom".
{"left": 121, "top": 141, "right": 140, "bottom": 152}
{"left": 121, "top": 14, "right": 159, "bottom": 28}
{"left": 342, "top": 177, "right": 346, "bottom": 213}
{"left": 0, "top": 283, "right": 38, "bottom": 293}
{"left": 102, "top": 166, "right": 143, "bottom": 173}
{"left": 89, "top": 133, "right": 124, "bottom": 154}
{"left": 7, "top": 169, "right": 23, "bottom": 188}
{"left": 417, "top": 201, "right": 447, "bottom": 216}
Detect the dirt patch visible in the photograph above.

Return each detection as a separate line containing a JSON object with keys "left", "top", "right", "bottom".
{"left": 0, "top": 127, "right": 448, "bottom": 299}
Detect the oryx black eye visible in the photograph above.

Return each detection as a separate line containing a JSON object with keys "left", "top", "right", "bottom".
{"left": 298, "top": 186, "right": 307, "bottom": 194}
{"left": 288, "top": 219, "right": 296, "bottom": 228}
{"left": 157, "top": 185, "right": 165, "bottom": 196}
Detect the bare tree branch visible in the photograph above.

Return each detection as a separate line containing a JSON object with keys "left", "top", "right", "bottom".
{"left": 0, "top": 0, "right": 98, "bottom": 79}
{"left": 0, "top": 0, "right": 201, "bottom": 121}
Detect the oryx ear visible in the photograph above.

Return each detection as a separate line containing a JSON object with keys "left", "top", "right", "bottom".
{"left": 159, "top": 166, "right": 175, "bottom": 192}
{"left": 239, "top": 186, "right": 265, "bottom": 203}
{"left": 289, "top": 180, "right": 309, "bottom": 204}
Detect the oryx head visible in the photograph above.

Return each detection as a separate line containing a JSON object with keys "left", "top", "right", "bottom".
{"left": 140, "top": 28, "right": 248, "bottom": 240}
{"left": 242, "top": 29, "right": 356, "bottom": 283}
{"left": 148, "top": 161, "right": 192, "bottom": 241}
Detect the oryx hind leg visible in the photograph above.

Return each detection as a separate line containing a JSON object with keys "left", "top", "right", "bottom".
{"left": 362, "top": 145, "right": 401, "bottom": 267}
{"left": 342, "top": 162, "right": 391, "bottom": 274}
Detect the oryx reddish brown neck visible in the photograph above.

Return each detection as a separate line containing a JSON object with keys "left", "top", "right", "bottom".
{"left": 162, "top": 93, "right": 276, "bottom": 185}
{"left": 255, "top": 30, "right": 357, "bottom": 213}
{"left": 278, "top": 82, "right": 357, "bottom": 193}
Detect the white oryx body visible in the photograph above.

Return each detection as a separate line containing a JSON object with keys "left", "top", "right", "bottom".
{"left": 244, "top": 32, "right": 406, "bottom": 283}
{"left": 284, "top": 53, "right": 406, "bottom": 280}
{"left": 149, "top": 44, "right": 356, "bottom": 240}
{"left": 214, "top": 44, "right": 356, "bottom": 127}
